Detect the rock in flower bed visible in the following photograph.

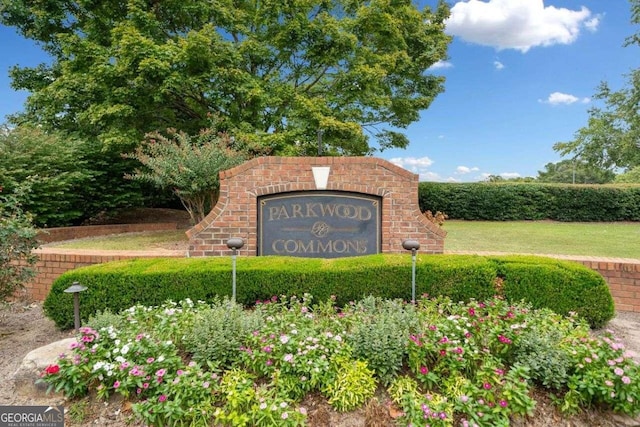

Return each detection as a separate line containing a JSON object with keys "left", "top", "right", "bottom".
{"left": 39, "top": 295, "right": 640, "bottom": 426}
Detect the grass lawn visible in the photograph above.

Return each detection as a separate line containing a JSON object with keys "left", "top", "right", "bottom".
{"left": 443, "top": 220, "right": 640, "bottom": 259}
{"left": 48, "top": 221, "right": 640, "bottom": 259}
{"left": 47, "top": 230, "right": 188, "bottom": 250}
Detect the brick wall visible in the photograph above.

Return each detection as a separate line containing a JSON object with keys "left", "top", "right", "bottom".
{"left": 22, "top": 250, "right": 184, "bottom": 301}
{"left": 37, "top": 222, "right": 179, "bottom": 244}
{"left": 574, "top": 258, "right": 640, "bottom": 313}
{"left": 186, "top": 156, "right": 446, "bottom": 257}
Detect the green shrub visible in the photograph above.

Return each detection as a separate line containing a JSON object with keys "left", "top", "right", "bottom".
{"left": 43, "top": 254, "right": 614, "bottom": 330}
{"left": 419, "top": 182, "right": 640, "bottom": 221}
{"left": 183, "top": 298, "right": 262, "bottom": 369}
{"left": 347, "top": 297, "right": 420, "bottom": 385}
{"left": 323, "top": 356, "right": 377, "bottom": 412}
{"left": 0, "top": 184, "right": 39, "bottom": 300}
{"left": 490, "top": 256, "right": 615, "bottom": 328}
{"left": 512, "top": 320, "right": 575, "bottom": 390}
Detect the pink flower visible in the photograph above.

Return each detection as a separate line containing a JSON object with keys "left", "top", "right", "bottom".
{"left": 420, "top": 366, "right": 428, "bottom": 375}
{"left": 498, "top": 335, "right": 512, "bottom": 344}
{"left": 499, "top": 400, "right": 508, "bottom": 408}
{"left": 622, "top": 376, "right": 631, "bottom": 385}
{"left": 495, "top": 368, "right": 505, "bottom": 376}
{"left": 263, "top": 346, "right": 272, "bottom": 353}
{"left": 468, "top": 308, "right": 476, "bottom": 316}
{"left": 614, "top": 367, "right": 624, "bottom": 376}
{"left": 156, "top": 368, "right": 167, "bottom": 377}
{"left": 266, "top": 359, "right": 273, "bottom": 366}
{"left": 483, "top": 383, "right": 491, "bottom": 390}
{"left": 284, "top": 354, "right": 294, "bottom": 363}
{"left": 147, "top": 357, "right": 155, "bottom": 363}
{"left": 113, "top": 381, "right": 120, "bottom": 389}
{"left": 158, "top": 395, "right": 167, "bottom": 402}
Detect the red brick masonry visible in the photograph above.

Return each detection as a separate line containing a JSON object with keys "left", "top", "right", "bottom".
{"left": 186, "top": 157, "right": 447, "bottom": 257}
{"left": 22, "top": 249, "right": 640, "bottom": 313}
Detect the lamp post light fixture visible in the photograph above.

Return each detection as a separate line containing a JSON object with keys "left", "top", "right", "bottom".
{"left": 64, "top": 281, "right": 88, "bottom": 332}
{"left": 402, "top": 239, "right": 420, "bottom": 303}
{"left": 226, "top": 237, "right": 245, "bottom": 302}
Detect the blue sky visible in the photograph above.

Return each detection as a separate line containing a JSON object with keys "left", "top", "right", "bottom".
{"left": 0, "top": 0, "right": 638, "bottom": 182}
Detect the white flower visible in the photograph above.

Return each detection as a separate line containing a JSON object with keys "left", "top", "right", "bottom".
{"left": 280, "top": 335, "right": 290, "bottom": 344}
{"left": 120, "top": 345, "right": 130, "bottom": 355}
{"left": 157, "top": 355, "right": 165, "bottom": 362}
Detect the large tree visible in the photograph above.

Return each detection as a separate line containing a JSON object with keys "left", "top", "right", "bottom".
{"left": 1, "top": 0, "right": 451, "bottom": 155}
{"left": 554, "top": 0, "right": 640, "bottom": 171}
{"left": 536, "top": 160, "right": 615, "bottom": 184}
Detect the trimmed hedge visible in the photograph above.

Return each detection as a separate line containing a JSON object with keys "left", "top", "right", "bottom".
{"left": 43, "top": 254, "right": 614, "bottom": 330}
{"left": 419, "top": 182, "right": 640, "bottom": 221}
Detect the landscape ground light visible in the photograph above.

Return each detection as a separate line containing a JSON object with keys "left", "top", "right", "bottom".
{"left": 402, "top": 239, "right": 420, "bottom": 303}
{"left": 64, "top": 281, "right": 87, "bottom": 332}
{"left": 226, "top": 238, "right": 245, "bottom": 302}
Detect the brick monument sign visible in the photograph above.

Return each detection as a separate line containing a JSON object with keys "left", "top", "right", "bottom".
{"left": 186, "top": 157, "right": 445, "bottom": 257}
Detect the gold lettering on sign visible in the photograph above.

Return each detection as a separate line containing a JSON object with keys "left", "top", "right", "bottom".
{"left": 271, "top": 239, "right": 368, "bottom": 254}
{"left": 268, "top": 203, "right": 372, "bottom": 221}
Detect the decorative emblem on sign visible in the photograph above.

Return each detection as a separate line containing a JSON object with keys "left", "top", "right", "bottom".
{"left": 258, "top": 191, "right": 381, "bottom": 258}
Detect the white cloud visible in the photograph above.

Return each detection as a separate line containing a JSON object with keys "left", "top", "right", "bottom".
{"left": 494, "top": 60, "right": 505, "bottom": 70}
{"left": 446, "top": 0, "right": 595, "bottom": 52}
{"left": 429, "top": 60, "right": 453, "bottom": 70}
{"left": 500, "top": 172, "right": 521, "bottom": 179}
{"left": 420, "top": 171, "right": 443, "bottom": 181}
{"left": 456, "top": 166, "right": 480, "bottom": 174}
{"left": 540, "top": 91, "right": 590, "bottom": 105}
{"left": 584, "top": 15, "right": 601, "bottom": 32}
{"left": 389, "top": 156, "right": 438, "bottom": 181}
{"left": 389, "top": 156, "right": 434, "bottom": 168}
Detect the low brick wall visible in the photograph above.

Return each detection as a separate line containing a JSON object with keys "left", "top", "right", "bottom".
{"left": 21, "top": 249, "right": 640, "bottom": 313}
{"left": 574, "top": 258, "right": 640, "bottom": 313}
{"left": 37, "top": 223, "right": 179, "bottom": 244}
{"left": 23, "top": 249, "right": 184, "bottom": 301}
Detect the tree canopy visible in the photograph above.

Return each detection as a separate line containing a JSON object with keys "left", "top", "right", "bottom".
{"left": 1, "top": 0, "right": 451, "bottom": 155}
{"left": 536, "top": 160, "right": 615, "bottom": 184}
{"left": 554, "top": 0, "right": 640, "bottom": 171}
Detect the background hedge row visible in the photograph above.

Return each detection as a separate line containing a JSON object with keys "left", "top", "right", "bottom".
{"left": 418, "top": 182, "right": 640, "bottom": 221}
{"left": 44, "top": 254, "right": 614, "bottom": 330}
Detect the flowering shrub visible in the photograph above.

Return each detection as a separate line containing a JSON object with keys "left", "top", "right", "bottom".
{"left": 41, "top": 295, "right": 639, "bottom": 426}
{"left": 561, "top": 330, "right": 640, "bottom": 416}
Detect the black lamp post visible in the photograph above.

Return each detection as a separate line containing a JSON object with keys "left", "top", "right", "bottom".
{"left": 402, "top": 240, "right": 420, "bottom": 303}
{"left": 64, "top": 281, "right": 87, "bottom": 332}
{"left": 226, "top": 238, "right": 245, "bottom": 302}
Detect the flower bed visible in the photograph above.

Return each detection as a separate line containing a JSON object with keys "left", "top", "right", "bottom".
{"left": 40, "top": 295, "right": 639, "bottom": 426}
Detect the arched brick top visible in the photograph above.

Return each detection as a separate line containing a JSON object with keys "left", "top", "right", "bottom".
{"left": 187, "top": 156, "right": 446, "bottom": 257}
